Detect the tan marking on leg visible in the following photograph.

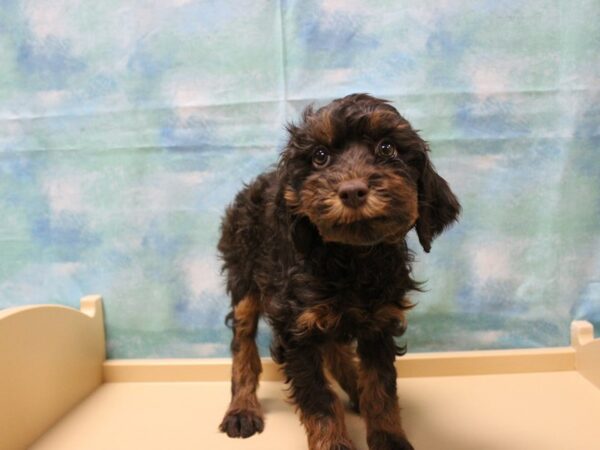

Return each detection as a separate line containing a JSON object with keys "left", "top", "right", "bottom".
{"left": 220, "top": 295, "right": 264, "bottom": 437}
{"left": 231, "top": 295, "right": 262, "bottom": 400}
{"left": 301, "top": 397, "right": 355, "bottom": 450}
{"left": 322, "top": 343, "right": 360, "bottom": 410}
{"left": 358, "top": 364, "right": 407, "bottom": 438}
{"left": 233, "top": 295, "right": 261, "bottom": 337}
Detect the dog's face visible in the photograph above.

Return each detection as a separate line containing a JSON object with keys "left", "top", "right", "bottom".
{"left": 279, "top": 94, "right": 460, "bottom": 251}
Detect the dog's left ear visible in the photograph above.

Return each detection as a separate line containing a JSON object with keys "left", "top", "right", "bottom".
{"left": 415, "top": 148, "right": 461, "bottom": 253}
{"left": 273, "top": 169, "right": 322, "bottom": 257}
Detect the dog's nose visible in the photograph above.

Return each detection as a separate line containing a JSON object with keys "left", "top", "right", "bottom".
{"left": 338, "top": 180, "right": 369, "bottom": 208}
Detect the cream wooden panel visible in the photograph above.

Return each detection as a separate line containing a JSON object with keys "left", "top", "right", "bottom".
{"left": 572, "top": 320, "right": 600, "bottom": 389}
{"left": 103, "top": 347, "right": 575, "bottom": 383}
{"left": 0, "top": 296, "right": 105, "bottom": 450}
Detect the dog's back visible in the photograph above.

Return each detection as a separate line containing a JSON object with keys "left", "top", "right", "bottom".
{"left": 218, "top": 170, "right": 277, "bottom": 306}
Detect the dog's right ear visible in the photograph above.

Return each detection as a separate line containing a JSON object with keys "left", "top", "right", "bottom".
{"left": 415, "top": 153, "right": 461, "bottom": 253}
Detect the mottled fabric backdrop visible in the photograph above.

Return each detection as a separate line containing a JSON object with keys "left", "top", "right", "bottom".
{"left": 1, "top": 0, "right": 598, "bottom": 358}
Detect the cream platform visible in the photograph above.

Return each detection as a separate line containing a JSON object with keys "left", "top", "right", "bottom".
{"left": 1, "top": 296, "right": 599, "bottom": 450}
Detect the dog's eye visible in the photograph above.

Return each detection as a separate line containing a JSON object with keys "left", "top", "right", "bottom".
{"left": 376, "top": 140, "right": 397, "bottom": 158}
{"left": 312, "top": 147, "right": 330, "bottom": 168}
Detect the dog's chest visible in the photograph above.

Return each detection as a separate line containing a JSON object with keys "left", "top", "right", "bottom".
{"left": 310, "top": 245, "right": 407, "bottom": 299}
{"left": 293, "top": 250, "right": 410, "bottom": 338}
{"left": 294, "top": 294, "right": 408, "bottom": 340}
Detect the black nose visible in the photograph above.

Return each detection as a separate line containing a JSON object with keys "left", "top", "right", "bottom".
{"left": 338, "top": 180, "right": 369, "bottom": 208}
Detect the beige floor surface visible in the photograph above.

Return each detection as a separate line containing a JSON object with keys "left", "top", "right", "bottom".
{"left": 32, "top": 371, "right": 600, "bottom": 450}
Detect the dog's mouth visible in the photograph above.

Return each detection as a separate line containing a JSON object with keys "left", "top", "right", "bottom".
{"left": 295, "top": 172, "right": 419, "bottom": 246}
{"left": 317, "top": 215, "right": 413, "bottom": 246}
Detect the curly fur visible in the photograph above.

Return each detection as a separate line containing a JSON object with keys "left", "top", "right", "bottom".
{"left": 218, "top": 94, "right": 460, "bottom": 450}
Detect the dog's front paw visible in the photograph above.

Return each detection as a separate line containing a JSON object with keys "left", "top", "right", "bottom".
{"left": 367, "top": 431, "right": 414, "bottom": 450}
{"left": 219, "top": 409, "right": 264, "bottom": 438}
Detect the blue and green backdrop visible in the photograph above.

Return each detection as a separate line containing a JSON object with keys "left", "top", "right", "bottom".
{"left": 0, "top": 0, "right": 599, "bottom": 357}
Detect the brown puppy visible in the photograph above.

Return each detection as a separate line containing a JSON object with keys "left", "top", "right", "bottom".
{"left": 218, "top": 94, "right": 460, "bottom": 450}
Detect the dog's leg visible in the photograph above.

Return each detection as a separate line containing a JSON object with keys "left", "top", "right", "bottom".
{"left": 219, "top": 295, "right": 264, "bottom": 438}
{"left": 284, "top": 343, "right": 356, "bottom": 450}
{"left": 357, "top": 334, "right": 413, "bottom": 450}
{"left": 322, "top": 342, "right": 360, "bottom": 413}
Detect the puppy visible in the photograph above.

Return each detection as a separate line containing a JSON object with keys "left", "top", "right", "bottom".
{"left": 218, "top": 94, "right": 460, "bottom": 450}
